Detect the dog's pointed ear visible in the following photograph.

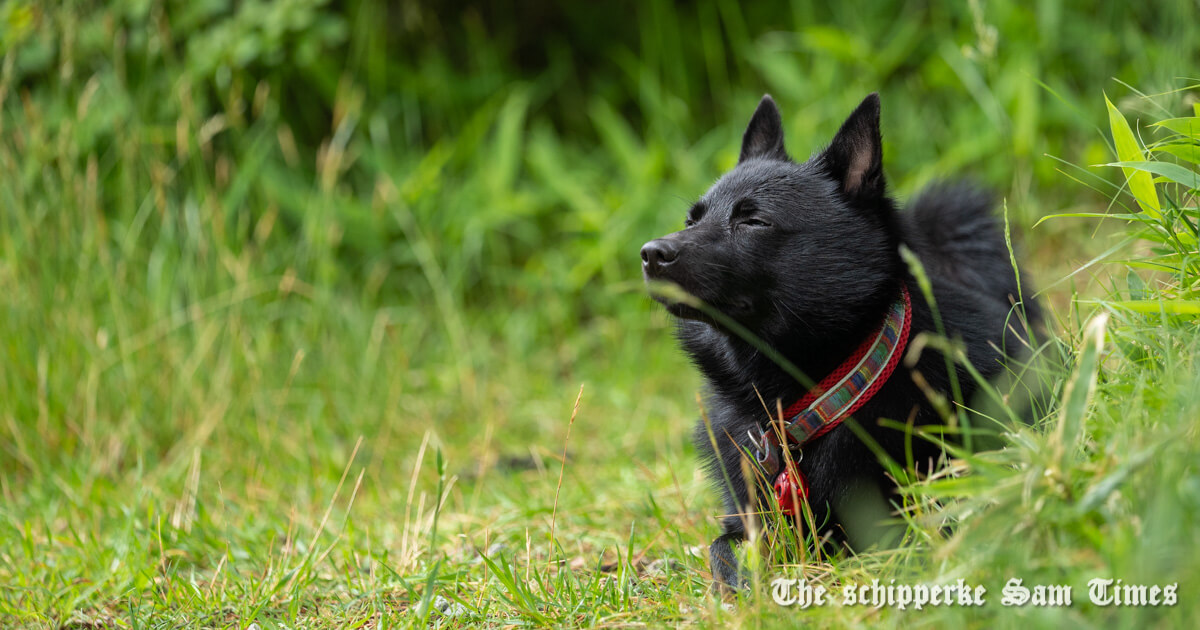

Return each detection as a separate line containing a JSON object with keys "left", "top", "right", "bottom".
{"left": 739, "top": 95, "right": 788, "bottom": 163}
{"left": 821, "top": 93, "right": 885, "bottom": 198}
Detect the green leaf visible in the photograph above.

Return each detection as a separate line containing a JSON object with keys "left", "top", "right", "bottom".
{"left": 1106, "top": 95, "right": 1160, "bottom": 216}
{"left": 1034, "top": 212, "right": 1147, "bottom": 227}
{"left": 1152, "top": 116, "right": 1200, "bottom": 139}
{"left": 1126, "top": 270, "right": 1147, "bottom": 300}
{"left": 1106, "top": 300, "right": 1200, "bottom": 314}
{"left": 1152, "top": 142, "right": 1200, "bottom": 165}
{"left": 1117, "top": 260, "right": 1183, "bottom": 273}
{"left": 1101, "top": 160, "right": 1200, "bottom": 190}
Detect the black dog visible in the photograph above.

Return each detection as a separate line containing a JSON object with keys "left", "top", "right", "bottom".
{"left": 641, "top": 94, "right": 1040, "bottom": 590}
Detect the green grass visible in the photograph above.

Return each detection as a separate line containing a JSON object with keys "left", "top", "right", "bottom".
{"left": 2, "top": 1, "right": 1200, "bottom": 627}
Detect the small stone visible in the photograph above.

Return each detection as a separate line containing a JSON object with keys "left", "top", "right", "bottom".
{"left": 471, "top": 542, "right": 509, "bottom": 564}
{"left": 432, "top": 595, "right": 469, "bottom": 617}
{"left": 646, "top": 558, "right": 681, "bottom": 576}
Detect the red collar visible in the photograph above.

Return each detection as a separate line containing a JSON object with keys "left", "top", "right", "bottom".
{"left": 752, "top": 283, "right": 912, "bottom": 516}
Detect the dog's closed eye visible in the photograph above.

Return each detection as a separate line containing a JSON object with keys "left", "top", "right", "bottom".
{"left": 732, "top": 199, "right": 770, "bottom": 227}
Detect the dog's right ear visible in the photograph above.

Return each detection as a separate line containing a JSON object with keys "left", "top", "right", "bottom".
{"left": 820, "top": 93, "right": 885, "bottom": 200}
{"left": 739, "top": 95, "right": 788, "bottom": 163}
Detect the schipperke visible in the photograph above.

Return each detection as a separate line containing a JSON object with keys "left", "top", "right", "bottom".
{"left": 640, "top": 94, "right": 1040, "bottom": 591}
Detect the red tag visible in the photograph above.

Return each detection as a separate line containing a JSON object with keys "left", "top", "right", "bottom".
{"left": 773, "top": 467, "right": 809, "bottom": 517}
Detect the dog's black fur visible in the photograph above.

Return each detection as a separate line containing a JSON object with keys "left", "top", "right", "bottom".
{"left": 640, "top": 94, "right": 1040, "bottom": 590}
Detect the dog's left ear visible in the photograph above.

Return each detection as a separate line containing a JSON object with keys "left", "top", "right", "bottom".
{"left": 739, "top": 95, "right": 789, "bottom": 163}
{"left": 821, "top": 93, "right": 885, "bottom": 199}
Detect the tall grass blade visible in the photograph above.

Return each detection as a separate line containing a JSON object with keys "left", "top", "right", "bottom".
{"left": 1052, "top": 312, "right": 1107, "bottom": 462}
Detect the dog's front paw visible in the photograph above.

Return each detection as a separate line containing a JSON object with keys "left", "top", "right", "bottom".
{"left": 708, "top": 532, "right": 749, "bottom": 595}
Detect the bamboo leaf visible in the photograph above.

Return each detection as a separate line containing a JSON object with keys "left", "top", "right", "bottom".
{"left": 1105, "top": 95, "right": 1160, "bottom": 216}
{"left": 1152, "top": 142, "right": 1200, "bottom": 165}
{"left": 1101, "top": 160, "right": 1200, "bottom": 190}
{"left": 1105, "top": 300, "right": 1200, "bottom": 314}
{"left": 1152, "top": 116, "right": 1200, "bottom": 139}
{"left": 1034, "top": 212, "right": 1148, "bottom": 226}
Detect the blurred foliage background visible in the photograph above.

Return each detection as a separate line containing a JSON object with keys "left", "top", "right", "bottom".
{"left": 3, "top": 0, "right": 1199, "bottom": 518}
{"left": 0, "top": 0, "right": 1198, "bottom": 624}
{"left": 3, "top": 0, "right": 1199, "bottom": 514}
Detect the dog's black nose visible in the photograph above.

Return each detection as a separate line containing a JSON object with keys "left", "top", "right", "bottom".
{"left": 640, "top": 239, "right": 679, "bottom": 272}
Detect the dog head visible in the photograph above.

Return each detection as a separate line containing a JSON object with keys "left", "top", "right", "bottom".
{"left": 641, "top": 94, "right": 902, "bottom": 344}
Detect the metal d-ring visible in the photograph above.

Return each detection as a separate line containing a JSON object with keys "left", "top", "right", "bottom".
{"left": 748, "top": 427, "right": 780, "bottom": 476}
